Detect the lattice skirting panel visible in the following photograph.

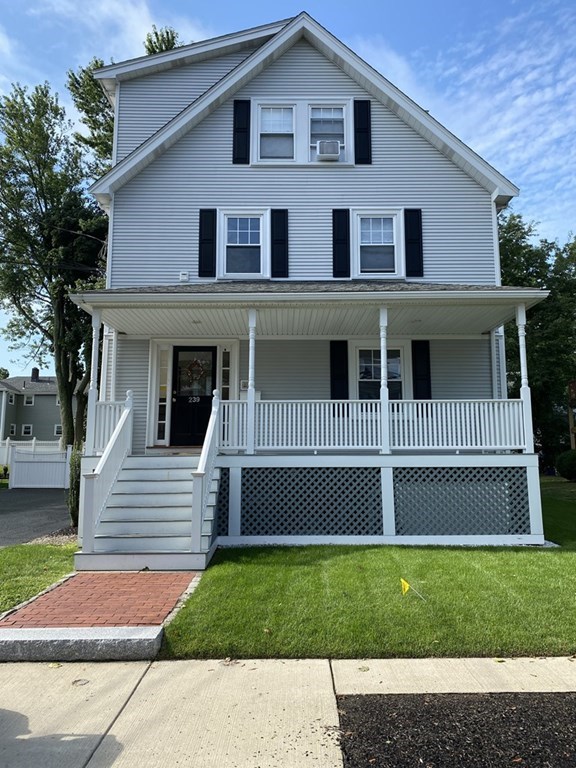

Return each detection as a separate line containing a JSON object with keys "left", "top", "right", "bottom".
{"left": 393, "top": 466, "right": 531, "bottom": 536}
{"left": 241, "top": 467, "right": 383, "bottom": 536}
{"left": 215, "top": 468, "right": 230, "bottom": 537}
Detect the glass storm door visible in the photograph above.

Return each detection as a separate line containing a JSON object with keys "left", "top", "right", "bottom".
{"left": 170, "top": 347, "right": 217, "bottom": 446}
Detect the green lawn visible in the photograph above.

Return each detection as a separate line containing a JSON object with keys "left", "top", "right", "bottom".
{"left": 0, "top": 543, "right": 76, "bottom": 614}
{"left": 161, "top": 479, "right": 576, "bottom": 659}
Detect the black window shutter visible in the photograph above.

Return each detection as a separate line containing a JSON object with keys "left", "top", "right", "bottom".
{"left": 332, "top": 209, "right": 350, "bottom": 278}
{"left": 198, "top": 209, "right": 216, "bottom": 278}
{"left": 354, "top": 100, "right": 372, "bottom": 165}
{"left": 405, "top": 208, "right": 423, "bottom": 277}
{"left": 330, "top": 341, "right": 349, "bottom": 399}
{"left": 412, "top": 340, "right": 432, "bottom": 399}
{"left": 271, "top": 210, "right": 289, "bottom": 278}
{"left": 233, "top": 100, "right": 250, "bottom": 164}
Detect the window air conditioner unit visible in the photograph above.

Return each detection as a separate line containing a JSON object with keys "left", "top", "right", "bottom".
{"left": 316, "top": 140, "right": 340, "bottom": 160}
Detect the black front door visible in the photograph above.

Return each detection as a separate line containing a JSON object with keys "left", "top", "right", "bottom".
{"left": 170, "top": 347, "right": 217, "bottom": 446}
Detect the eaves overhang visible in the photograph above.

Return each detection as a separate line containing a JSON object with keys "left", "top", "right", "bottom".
{"left": 94, "top": 18, "right": 293, "bottom": 106}
{"left": 89, "top": 12, "right": 519, "bottom": 208}
{"left": 71, "top": 283, "right": 548, "bottom": 338}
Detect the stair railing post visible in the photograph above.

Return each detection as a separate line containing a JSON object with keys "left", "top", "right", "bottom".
{"left": 191, "top": 470, "right": 204, "bottom": 552}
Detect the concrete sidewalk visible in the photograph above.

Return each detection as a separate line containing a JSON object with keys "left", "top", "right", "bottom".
{"left": 2, "top": 657, "right": 576, "bottom": 767}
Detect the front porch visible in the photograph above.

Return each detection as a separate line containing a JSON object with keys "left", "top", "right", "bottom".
{"left": 72, "top": 281, "right": 546, "bottom": 569}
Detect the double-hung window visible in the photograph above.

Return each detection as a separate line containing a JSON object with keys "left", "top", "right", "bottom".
{"left": 352, "top": 211, "right": 403, "bottom": 278}
{"left": 255, "top": 100, "right": 350, "bottom": 163}
{"left": 357, "top": 348, "right": 404, "bottom": 400}
{"left": 259, "top": 106, "right": 294, "bottom": 160}
{"left": 24, "top": 394, "right": 35, "bottom": 406}
{"left": 218, "top": 211, "right": 269, "bottom": 278}
{"left": 309, "top": 106, "right": 345, "bottom": 161}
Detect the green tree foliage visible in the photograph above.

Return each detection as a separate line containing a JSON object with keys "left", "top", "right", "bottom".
{"left": 144, "top": 24, "right": 183, "bottom": 54}
{"left": 67, "top": 26, "right": 185, "bottom": 177}
{"left": 66, "top": 57, "right": 113, "bottom": 178}
{"left": 0, "top": 83, "right": 107, "bottom": 448}
{"left": 499, "top": 212, "right": 576, "bottom": 462}
{"left": 0, "top": 367, "right": 8, "bottom": 379}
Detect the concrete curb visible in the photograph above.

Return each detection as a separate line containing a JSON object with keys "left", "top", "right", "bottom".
{"left": 0, "top": 626, "right": 163, "bottom": 661}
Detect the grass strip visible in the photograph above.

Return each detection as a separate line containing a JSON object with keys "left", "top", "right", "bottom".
{"left": 0, "top": 543, "right": 76, "bottom": 614}
{"left": 161, "top": 479, "right": 576, "bottom": 660}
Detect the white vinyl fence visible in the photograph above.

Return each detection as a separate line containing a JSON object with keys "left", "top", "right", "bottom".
{"left": 8, "top": 444, "right": 71, "bottom": 489}
{"left": 0, "top": 438, "right": 61, "bottom": 466}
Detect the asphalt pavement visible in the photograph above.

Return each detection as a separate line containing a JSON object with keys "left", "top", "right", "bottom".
{"left": 0, "top": 489, "right": 70, "bottom": 547}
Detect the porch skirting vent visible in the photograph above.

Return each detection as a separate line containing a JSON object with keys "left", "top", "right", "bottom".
{"left": 393, "top": 466, "right": 530, "bottom": 536}
{"left": 241, "top": 467, "right": 383, "bottom": 536}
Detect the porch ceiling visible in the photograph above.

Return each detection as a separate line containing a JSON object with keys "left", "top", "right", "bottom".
{"left": 72, "top": 282, "right": 547, "bottom": 338}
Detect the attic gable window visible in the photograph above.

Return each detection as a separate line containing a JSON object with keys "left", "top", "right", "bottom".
{"left": 259, "top": 106, "right": 294, "bottom": 160}
{"left": 253, "top": 100, "right": 351, "bottom": 164}
{"left": 309, "top": 106, "right": 345, "bottom": 162}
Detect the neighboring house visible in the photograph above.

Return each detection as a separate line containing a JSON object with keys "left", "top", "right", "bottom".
{"left": 73, "top": 13, "right": 548, "bottom": 571}
{"left": 0, "top": 368, "right": 63, "bottom": 442}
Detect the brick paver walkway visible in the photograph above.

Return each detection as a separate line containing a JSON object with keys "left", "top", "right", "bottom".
{"left": 0, "top": 572, "right": 196, "bottom": 628}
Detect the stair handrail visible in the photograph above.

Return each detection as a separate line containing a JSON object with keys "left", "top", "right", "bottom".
{"left": 81, "top": 390, "right": 134, "bottom": 553}
{"left": 191, "top": 389, "right": 221, "bottom": 552}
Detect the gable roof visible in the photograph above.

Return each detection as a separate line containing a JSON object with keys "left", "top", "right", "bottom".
{"left": 0, "top": 376, "right": 58, "bottom": 396}
{"left": 94, "top": 17, "right": 293, "bottom": 105}
{"left": 90, "top": 12, "right": 518, "bottom": 210}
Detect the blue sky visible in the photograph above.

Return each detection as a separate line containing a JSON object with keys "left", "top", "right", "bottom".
{"left": 0, "top": 0, "right": 575, "bottom": 375}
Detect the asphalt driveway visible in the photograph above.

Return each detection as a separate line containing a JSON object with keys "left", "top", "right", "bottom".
{"left": 0, "top": 489, "right": 71, "bottom": 547}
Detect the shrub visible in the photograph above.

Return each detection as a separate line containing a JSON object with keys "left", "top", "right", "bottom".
{"left": 556, "top": 450, "right": 576, "bottom": 482}
{"left": 67, "top": 448, "right": 82, "bottom": 526}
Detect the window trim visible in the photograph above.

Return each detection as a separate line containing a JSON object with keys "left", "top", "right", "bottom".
{"left": 8, "top": 393, "right": 15, "bottom": 405}
{"left": 348, "top": 340, "right": 412, "bottom": 400}
{"left": 21, "top": 424, "right": 33, "bottom": 437}
{"left": 351, "top": 209, "right": 405, "bottom": 279}
{"left": 252, "top": 99, "right": 352, "bottom": 165}
{"left": 54, "top": 424, "right": 63, "bottom": 437}
{"left": 9, "top": 424, "right": 16, "bottom": 436}
{"left": 217, "top": 209, "right": 270, "bottom": 279}
{"left": 23, "top": 394, "right": 35, "bottom": 406}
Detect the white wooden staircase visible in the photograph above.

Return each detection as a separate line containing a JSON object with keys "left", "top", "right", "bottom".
{"left": 75, "top": 455, "right": 220, "bottom": 571}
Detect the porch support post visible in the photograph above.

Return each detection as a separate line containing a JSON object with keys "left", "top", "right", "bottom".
{"left": 247, "top": 309, "right": 257, "bottom": 455}
{"left": 379, "top": 307, "right": 391, "bottom": 454}
{"left": 85, "top": 309, "right": 102, "bottom": 456}
{"left": 516, "top": 304, "right": 534, "bottom": 453}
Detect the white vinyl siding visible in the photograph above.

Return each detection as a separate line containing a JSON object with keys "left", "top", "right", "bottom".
{"left": 115, "top": 49, "right": 257, "bottom": 161}
{"left": 430, "top": 339, "right": 493, "bottom": 399}
{"left": 239, "top": 340, "right": 330, "bottom": 400}
{"left": 114, "top": 338, "right": 150, "bottom": 454}
{"left": 109, "top": 40, "right": 497, "bottom": 287}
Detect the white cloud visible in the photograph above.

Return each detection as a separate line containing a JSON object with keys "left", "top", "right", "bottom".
{"left": 29, "top": 0, "right": 214, "bottom": 65}
{"left": 351, "top": 2, "right": 576, "bottom": 243}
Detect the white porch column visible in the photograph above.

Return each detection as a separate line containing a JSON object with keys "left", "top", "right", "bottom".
{"left": 516, "top": 304, "right": 534, "bottom": 453}
{"left": 84, "top": 309, "right": 102, "bottom": 456}
{"left": 379, "top": 307, "right": 391, "bottom": 454}
{"left": 246, "top": 308, "right": 257, "bottom": 455}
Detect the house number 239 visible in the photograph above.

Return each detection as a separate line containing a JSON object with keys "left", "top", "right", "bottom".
{"left": 188, "top": 396, "right": 200, "bottom": 403}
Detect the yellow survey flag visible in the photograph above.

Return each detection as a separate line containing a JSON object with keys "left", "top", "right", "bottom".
{"left": 400, "top": 578, "right": 411, "bottom": 596}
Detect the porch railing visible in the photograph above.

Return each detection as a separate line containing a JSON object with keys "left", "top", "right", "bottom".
{"left": 82, "top": 391, "right": 133, "bottom": 553}
{"left": 220, "top": 397, "right": 527, "bottom": 453}
{"left": 94, "top": 399, "right": 126, "bottom": 454}
{"left": 389, "top": 399, "right": 525, "bottom": 451}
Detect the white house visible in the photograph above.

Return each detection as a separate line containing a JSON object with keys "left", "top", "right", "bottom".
{"left": 72, "top": 13, "right": 548, "bottom": 570}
